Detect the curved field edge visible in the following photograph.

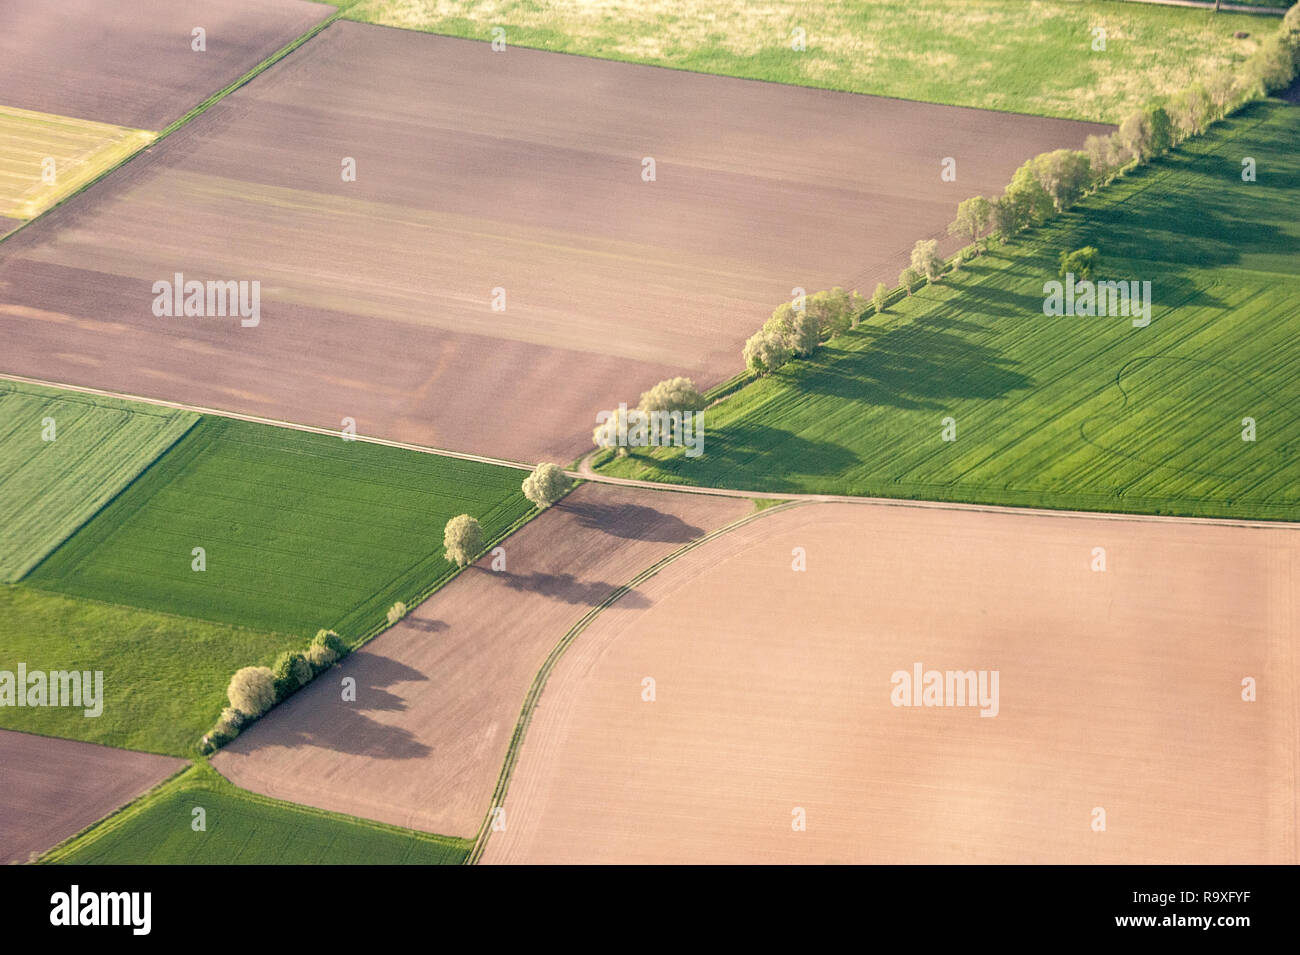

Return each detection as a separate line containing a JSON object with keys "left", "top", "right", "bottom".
{"left": 596, "top": 100, "right": 1300, "bottom": 522}
{"left": 0, "top": 380, "right": 198, "bottom": 581}
{"left": 466, "top": 499, "right": 805, "bottom": 864}
{"left": 38, "top": 762, "right": 470, "bottom": 865}
{"left": 339, "top": 0, "right": 1278, "bottom": 123}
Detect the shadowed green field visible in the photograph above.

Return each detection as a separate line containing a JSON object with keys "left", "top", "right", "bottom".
{"left": 27, "top": 415, "right": 534, "bottom": 636}
{"left": 340, "top": 0, "right": 1278, "bottom": 121}
{"left": 0, "top": 586, "right": 288, "bottom": 755}
{"left": 0, "top": 381, "right": 196, "bottom": 581}
{"left": 599, "top": 100, "right": 1300, "bottom": 520}
{"left": 43, "top": 765, "right": 469, "bottom": 865}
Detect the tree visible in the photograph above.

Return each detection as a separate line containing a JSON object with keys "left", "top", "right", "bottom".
{"left": 1058, "top": 246, "right": 1099, "bottom": 281}
{"left": 639, "top": 376, "right": 705, "bottom": 418}
{"left": 871, "top": 282, "right": 888, "bottom": 315}
{"left": 272, "top": 650, "right": 312, "bottom": 700}
{"left": 1031, "top": 150, "right": 1091, "bottom": 212}
{"left": 898, "top": 266, "right": 920, "bottom": 296}
{"left": 910, "top": 239, "right": 942, "bottom": 283}
{"left": 1006, "top": 160, "right": 1055, "bottom": 225}
{"left": 806, "top": 287, "right": 860, "bottom": 338}
{"left": 948, "top": 196, "right": 992, "bottom": 250}
{"left": 443, "top": 514, "right": 484, "bottom": 568}
{"left": 386, "top": 601, "right": 408, "bottom": 624}
{"left": 227, "top": 666, "right": 276, "bottom": 718}
{"left": 1168, "top": 84, "right": 1212, "bottom": 140}
{"left": 1118, "top": 106, "right": 1173, "bottom": 161}
{"left": 788, "top": 308, "right": 820, "bottom": 356}
{"left": 742, "top": 324, "right": 789, "bottom": 376}
{"left": 522, "top": 462, "right": 571, "bottom": 508}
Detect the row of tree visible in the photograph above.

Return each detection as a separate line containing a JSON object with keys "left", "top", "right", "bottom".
{"left": 592, "top": 376, "right": 707, "bottom": 453}
{"left": 950, "top": 7, "right": 1300, "bottom": 250}
{"left": 742, "top": 287, "right": 867, "bottom": 376}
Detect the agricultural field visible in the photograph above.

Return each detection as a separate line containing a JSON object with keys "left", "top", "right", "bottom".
{"left": 0, "top": 586, "right": 290, "bottom": 755}
{"left": 0, "top": 107, "right": 155, "bottom": 221}
{"left": 42, "top": 765, "right": 470, "bottom": 865}
{"left": 0, "top": 20, "right": 1106, "bottom": 463}
{"left": 0, "top": 0, "right": 330, "bottom": 130}
{"left": 0, "top": 730, "right": 184, "bottom": 865}
{"left": 484, "top": 501, "right": 1299, "bottom": 864}
{"left": 601, "top": 100, "right": 1300, "bottom": 521}
{"left": 213, "top": 483, "right": 750, "bottom": 837}
{"left": 0, "top": 379, "right": 197, "bottom": 581}
{"left": 27, "top": 415, "right": 534, "bottom": 637}
{"left": 342, "top": 0, "right": 1278, "bottom": 122}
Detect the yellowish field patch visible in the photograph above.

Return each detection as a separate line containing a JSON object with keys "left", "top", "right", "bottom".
{"left": 0, "top": 106, "right": 155, "bottom": 220}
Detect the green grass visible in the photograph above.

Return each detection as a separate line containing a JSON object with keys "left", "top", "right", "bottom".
{"left": 0, "top": 586, "right": 289, "bottom": 755}
{"left": 600, "top": 100, "right": 1300, "bottom": 521}
{"left": 27, "top": 415, "right": 534, "bottom": 636}
{"left": 42, "top": 764, "right": 470, "bottom": 865}
{"left": 342, "top": 0, "right": 1281, "bottom": 122}
{"left": 0, "top": 381, "right": 197, "bottom": 582}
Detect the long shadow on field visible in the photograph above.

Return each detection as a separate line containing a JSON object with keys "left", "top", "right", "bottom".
{"left": 494, "top": 570, "right": 651, "bottom": 608}
{"left": 565, "top": 499, "right": 704, "bottom": 543}
{"left": 237, "top": 653, "right": 432, "bottom": 760}
{"left": 635, "top": 423, "right": 862, "bottom": 484}
{"left": 805, "top": 319, "right": 1033, "bottom": 409}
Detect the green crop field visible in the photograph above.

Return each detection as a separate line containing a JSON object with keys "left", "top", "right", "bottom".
{"left": 0, "top": 586, "right": 289, "bottom": 754}
{"left": 599, "top": 100, "right": 1300, "bottom": 521}
{"left": 0, "top": 381, "right": 196, "bottom": 582}
{"left": 27, "top": 415, "right": 534, "bottom": 636}
{"left": 43, "top": 765, "right": 470, "bottom": 865}
{"left": 341, "top": 0, "right": 1279, "bottom": 122}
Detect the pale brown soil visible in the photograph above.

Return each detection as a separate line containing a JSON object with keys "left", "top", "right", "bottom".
{"left": 212, "top": 483, "right": 750, "bottom": 838}
{"left": 0, "top": 21, "right": 1109, "bottom": 462}
{"left": 484, "top": 502, "right": 1299, "bottom": 864}
{"left": 0, "top": 729, "right": 183, "bottom": 863}
{"left": 0, "top": 0, "right": 330, "bottom": 129}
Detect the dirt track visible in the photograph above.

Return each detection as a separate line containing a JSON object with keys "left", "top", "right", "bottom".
{"left": 484, "top": 502, "right": 1299, "bottom": 864}
{"left": 212, "top": 483, "right": 750, "bottom": 837}
{"left": 0, "top": 729, "right": 183, "bottom": 863}
{"left": 0, "top": 0, "right": 329, "bottom": 129}
{"left": 0, "top": 21, "right": 1109, "bottom": 462}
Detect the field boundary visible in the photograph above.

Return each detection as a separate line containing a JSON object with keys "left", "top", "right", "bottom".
{"left": 0, "top": 2, "right": 356, "bottom": 246}
{"left": 37, "top": 760, "right": 471, "bottom": 865}
{"left": 465, "top": 499, "right": 806, "bottom": 865}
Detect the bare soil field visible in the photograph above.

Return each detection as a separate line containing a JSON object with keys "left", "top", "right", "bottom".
{"left": 0, "top": 0, "right": 329, "bottom": 129}
{"left": 213, "top": 483, "right": 750, "bottom": 838}
{"left": 0, "top": 21, "right": 1109, "bottom": 462}
{"left": 0, "top": 729, "right": 184, "bottom": 864}
{"left": 484, "top": 502, "right": 1299, "bottom": 864}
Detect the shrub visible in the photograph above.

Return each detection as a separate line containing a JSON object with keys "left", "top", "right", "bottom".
{"left": 227, "top": 666, "right": 276, "bottom": 719}
{"left": 306, "top": 642, "right": 338, "bottom": 672}
{"left": 312, "top": 628, "right": 348, "bottom": 658}
{"left": 443, "top": 514, "right": 484, "bottom": 568}
{"left": 521, "top": 462, "right": 571, "bottom": 508}
{"left": 387, "top": 600, "right": 408, "bottom": 624}
{"left": 272, "top": 650, "right": 311, "bottom": 700}
{"left": 1058, "top": 246, "right": 1099, "bottom": 281}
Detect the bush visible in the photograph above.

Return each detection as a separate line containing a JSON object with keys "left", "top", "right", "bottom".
{"left": 387, "top": 600, "right": 408, "bottom": 624}
{"left": 227, "top": 666, "right": 276, "bottom": 719}
{"left": 306, "top": 642, "right": 338, "bottom": 672}
{"left": 312, "top": 628, "right": 348, "bottom": 658}
{"left": 272, "top": 650, "right": 312, "bottom": 700}
{"left": 522, "top": 462, "right": 571, "bottom": 509}
{"left": 1058, "top": 246, "right": 1099, "bottom": 281}
{"left": 443, "top": 514, "right": 484, "bottom": 568}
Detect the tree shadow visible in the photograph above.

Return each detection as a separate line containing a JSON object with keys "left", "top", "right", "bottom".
{"left": 493, "top": 569, "right": 650, "bottom": 608}
{"left": 563, "top": 498, "right": 704, "bottom": 543}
